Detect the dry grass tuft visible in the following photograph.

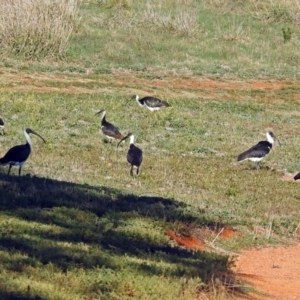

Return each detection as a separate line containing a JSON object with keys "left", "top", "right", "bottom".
{"left": 0, "top": 0, "right": 79, "bottom": 59}
{"left": 250, "top": 0, "right": 300, "bottom": 24}
{"left": 97, "top": 0, "right": 200, "bottom": 37}
{"left": 143, "top": 1, "right": 199, "bottom": 36}
{"left": 103, "top": 0, "right": 131, "bottom": 9}
{"left": 215, "top": 17, "right": 245, "bottom": 42}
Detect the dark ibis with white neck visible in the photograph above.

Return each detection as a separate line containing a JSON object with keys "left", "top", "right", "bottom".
{"left": 118, "top": 133, "right": 143, "bottom": 176}
{"left": 133, "top": 95, "right": 170, "bottom": 112}
{"left": 237, "top": 131, "right": 280, "bottom": 170}
{"left": 95, "top": 109, "right": 124, "bottom": 144}
{"left": 0, "top": 128, "right": 46, "bottom": 176}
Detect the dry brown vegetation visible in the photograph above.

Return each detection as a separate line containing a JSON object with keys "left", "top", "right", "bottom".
{"left": 0, "top": 0, "right": 78, "bottom": 58}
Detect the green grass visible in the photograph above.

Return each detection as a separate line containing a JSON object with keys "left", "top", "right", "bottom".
{"left": 1, "top": 0, "right": 300, "bottom": 79}
{"left": 1, "top": 83, "right": 300, "bottom": 298}
{"left": 0, "top": 166, "right": 232, "bottom": 299}
{"left": 70, "top": 0, "right": 300, "bottom": 80}
{"left": 1, "top": 0, "right": 300, "bottom": 299}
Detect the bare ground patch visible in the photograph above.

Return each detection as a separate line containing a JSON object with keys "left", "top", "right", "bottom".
{"left": 233, "top": 244, "right": 300, "bottom": 300}
{"left": 0, "top": 70, "right": 296, "bottom": 101}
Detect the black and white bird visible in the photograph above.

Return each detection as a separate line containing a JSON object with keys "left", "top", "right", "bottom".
{"left": 0, "top": 128, "right": 46, "bottom": 176}
{"left": 237, "top": 131, "right": 280, "bottom": 170}
{"left": 95, "top": 109, "right": 124, "bottom": 144}
{"left": 133, "top": 95, "right": 170, "bottom": 112}
{"left": 118, "top": 133, "right": 143, "bottom": 176}
{"left": 0, "top": 118, "right": 4, "bottom": 135}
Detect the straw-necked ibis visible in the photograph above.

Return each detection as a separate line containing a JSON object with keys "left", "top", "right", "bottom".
{"left": 118, "top": 133, "right": 143, "bottom": 176}
{"left": 0, "top": 128, "right": 46, "bottom": 176}
{"left": 95, "top": 109, "right": 124, "bottom": 144}
{"left": 133, "top": 95, "right": 170, "bottom": 112}
{"left": 237, "top": 131, "right": 280, "bottom": 170}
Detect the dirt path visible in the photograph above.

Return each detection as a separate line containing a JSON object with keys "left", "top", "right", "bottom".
{"left": 234, "top": 244, "right": 300, "bottom": 300}
{"left": 2, "top": 69, "right": 300, "bottom": 299}
{"left": 0, "top": 70, "right": 296, "bottom": 101}
{"left": 167, "top": 228, "right": 300, "bottom": 299}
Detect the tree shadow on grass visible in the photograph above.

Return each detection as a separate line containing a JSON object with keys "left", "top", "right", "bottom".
{"left": 0, "top": 172, "right": 243, "bottom": 299}
{"left": 0, "top": 289, "right": 43, "bottom": 300}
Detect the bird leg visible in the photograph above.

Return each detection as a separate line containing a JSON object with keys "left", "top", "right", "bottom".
{"left": 256, "top": 162, "right": 261, "bottom": 171}
{"left": 130, "top": 166, "right": 134, "bottom": 176}
{"left": 18, "top": 166, "right": 22, "bottom": 176}
{"left": 136, "top": 167, "right": 139, "bottom": 175}
{"left": 8, "top": 165, "right": 12, "bottom": 175}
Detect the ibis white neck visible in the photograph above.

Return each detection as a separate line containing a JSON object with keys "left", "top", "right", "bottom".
{"left": 24, "top": 130, "right": 32, "bottom": 149}
{"left": 129, "top": 134, "right": 135, "bottom": 144}
{"left": 266, "top": 132, "right": 274, "bottom": 144}
{"left": 135, "top": 95, "right": 144, "bottom": 107}
{"left": 101, "top": 110, "right": 107, "bottom": 123}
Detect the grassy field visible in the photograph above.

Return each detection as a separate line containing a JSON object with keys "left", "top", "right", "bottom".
{"left": 1, "top": 0, "right": 300, "bottom": 79}
{"left": 1, "top": 1, "right": 300, "bottom": 299}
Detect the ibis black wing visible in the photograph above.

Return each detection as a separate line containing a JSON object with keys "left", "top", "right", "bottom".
{"left": 102, "top": 122, "right": 123, "bottom": 139}
{"left": 0, "top": 118, "right": 4, "bottom": 126}
{"left": 143, "top": 97, "right": 170, "bottom": 108}
{"left": 0, "top": 144, "right": 31, "bottom": 164}
{"left": 127, "top": 145, "right": 143, "bottom": 167}
{"left": 237, "top": 141, "right": 272, "bottom": 161}
{"left": 294, "top": 172, "right": 300, "bottom": 181}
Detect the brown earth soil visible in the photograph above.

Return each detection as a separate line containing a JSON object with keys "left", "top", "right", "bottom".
{"left": 233, "top": 244, "right": 300, "bottom": 300}
{"left": 166, "top": 228, "right": 300, "bottom": 300}
{"left": 2, "top": 69, "right": 300, "bottom": 299}
{"left": 0, "top": 70, "right": 297, "bottom": 103}
{"left": 165, "top": 230, "right": 206, "bottom": 250}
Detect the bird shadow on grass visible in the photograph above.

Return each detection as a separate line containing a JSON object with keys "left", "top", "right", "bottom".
{"left": 0, "top": 172, "right": 244, "bottom": 300}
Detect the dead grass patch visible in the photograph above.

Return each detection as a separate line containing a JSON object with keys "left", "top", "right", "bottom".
{"left": 0, "top": 0, "right": 78, "bottom": 58}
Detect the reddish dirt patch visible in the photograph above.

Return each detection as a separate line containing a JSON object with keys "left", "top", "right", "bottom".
{"left": 169, "top": 79, "right": 289, "bottom": 91}
{"left": 0, "top": 71, "right": 295, "bottom": 100}
{"left": 202, "top": 224, "right": 240, "bottom": 240}
{"left": 165, "top": 230, "right": 206, "bottom": 250}
{"left": 233, "top": 244, "right": 300, "bottom": 300}
{"left": 219, "top": 226, "right": 238, "bottom": 238}
{"left": 166, "top": 227, "right": 300, "bottom": 300}
{"left": 165, "top": 226, "right": 239, "bottom": 251}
